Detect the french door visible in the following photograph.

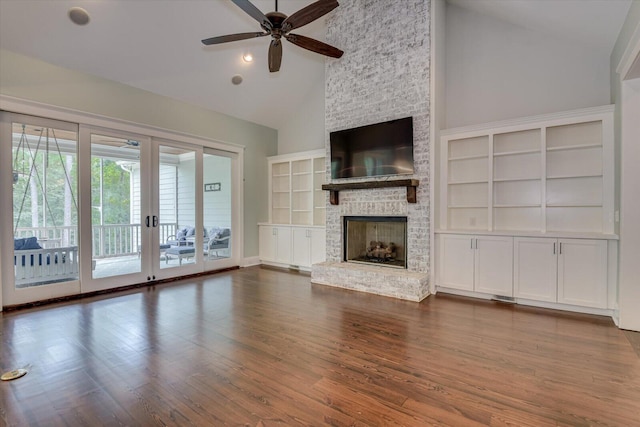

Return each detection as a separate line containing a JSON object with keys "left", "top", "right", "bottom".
{"left": 0, "top": 112, "right": 81, "bottom": 306}
{"left": 80, "top": 128, "right": 206, "bottom": 291}
{"left": 2, "top": 111, "right": 241, "bottom": 308}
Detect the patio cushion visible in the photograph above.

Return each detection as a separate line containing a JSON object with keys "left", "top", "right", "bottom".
{"left": 14, "top": 237, "right": 42, "bottom": 251}
{"left": 175, "top": 227, "right": 189, "bottom": 240}
{"left": 165, "top": 246, "right": 195, "bottom": 255}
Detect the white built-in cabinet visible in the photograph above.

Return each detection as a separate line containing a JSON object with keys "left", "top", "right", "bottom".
{"left": 259, "top": 224, "right": 325, "bottom": 270}
{"left": 260, "top": 149, "right": 326, "bottom": 270}
{"left": 438, "top": 234, "right": 513, "bottom": 296}
{"left": 436, "top": 106, "right": 617, "bottom": 314}
{"left": 259, "top": 225, "right": 292, "bottom": 265}
{"left": 292, "top": 227, "right": 326, "bottom": 267}
{"left": 514, "top": 237, "right": 608, "bottom": 308}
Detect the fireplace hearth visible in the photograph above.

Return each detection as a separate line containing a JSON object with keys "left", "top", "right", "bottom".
{"left": 344, "top": 216, "right": 407, "bottom": 269}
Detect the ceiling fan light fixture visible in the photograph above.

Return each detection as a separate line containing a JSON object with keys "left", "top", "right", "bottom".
{"left": 201, "top": 0, "right": 343, "bottom": 73}
{"left": 242, "top": 53, "right": 253, "bottom": 63}
{"left": 68, "top": 7, "right": 90, "bottom": 26}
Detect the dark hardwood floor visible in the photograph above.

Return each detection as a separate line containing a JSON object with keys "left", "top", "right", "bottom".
{"left": 1, "top": 266, "right": 639, "bottom": 426}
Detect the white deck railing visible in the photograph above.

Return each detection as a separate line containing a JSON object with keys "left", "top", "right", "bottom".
{"left": 15, "top": 223, "right": 177, "bottom": 259}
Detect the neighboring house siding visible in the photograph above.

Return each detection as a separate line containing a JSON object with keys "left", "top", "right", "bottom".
{"left": 159, "top": 164, "right": 177, "bottom": 230}
{"left": 176, "top": 158, "right": 196, "bottom": 228}
{"left": 203, "top": 155, "right": 231, "bottom": 229}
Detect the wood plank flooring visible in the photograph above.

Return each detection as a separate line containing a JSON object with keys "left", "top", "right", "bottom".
{"left": 1, "top": 266, "right": 639, "bottom": 426}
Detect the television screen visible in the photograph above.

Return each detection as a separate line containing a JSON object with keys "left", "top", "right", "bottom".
{"left": 330, "top": 117, "right": 414, "bottom": 179}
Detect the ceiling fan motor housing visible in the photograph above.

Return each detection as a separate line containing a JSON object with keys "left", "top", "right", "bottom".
{"left": 265, "top": 11, "right": 287, "bottom": 37}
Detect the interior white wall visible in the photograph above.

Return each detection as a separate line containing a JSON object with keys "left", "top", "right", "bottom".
{"left": 445, "top": 3, "right": 611, "bottom": 128}
{"left": 619, "top": 76, "right": 640, "bottom": 331}
{"left": 611, "top": 1, "right": 640, "bottom": 332}
{"left": 277, "top": 81, "right": 325, "bottom": 155}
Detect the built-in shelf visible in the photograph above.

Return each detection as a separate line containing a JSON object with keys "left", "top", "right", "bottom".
{"left": 322, "top": 179, "right": 420, "bottom": 205}
{"left": 494, "top": 204, "right": 542, "bottom": 208}
{"left": 493, "top": 149, "right": 540, "bottom": 157}
{"left": 546, "top": 173, "right": 603, "bottom": 180}
{"left": 448, "top": 154, "right": 489, "bottom": 161}
{"left": 492, "top": 177, "right": 540, "bottom": 183}
{"left": 449, "top": 205, "right": 487, "bottom": 209}
{"left": 448, "top": 179, "right": 489, "bottom": 185}
{"left": 546, "top": 203, "right": 602, "bottom": 208}
{"left": 546, "top": 143, "right": 601, "bottom": 152}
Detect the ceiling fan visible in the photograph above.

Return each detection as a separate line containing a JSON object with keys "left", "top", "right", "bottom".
{"left": 202, "top": 0, "right": 344, "bottom": 72}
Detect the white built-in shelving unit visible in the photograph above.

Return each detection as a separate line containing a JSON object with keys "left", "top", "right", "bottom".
{"left": 260, "top": 149, "right": 326, "bottom": 271}
{"left": 440, "top": 106, "right": 614, "bottom": 235}
{"left": 436, "top": 106, "right": 617, "bottom": 315}
{"left": 268, "top": 149, "right": 326, "bottom": 226}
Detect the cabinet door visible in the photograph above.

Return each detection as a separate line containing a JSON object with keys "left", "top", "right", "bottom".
{"left": 474, "top": 236, "right": 513, "bottom": 296}
{"left": 291, "top": 228, "right": 311, "bottom": 267}
{"left": 310, "top": 228, "right": 326, "bottom": 265}
{"left": 259, "top": 226, "right": 276, "bottom": 262}
{"left": 557, "top": 239, "right": 607, "bottom": 308}
{"left": 274, "top": 226, "right": 292, "bottom": 264}
{"left": 439, "top": 234, "right": 475, "bottom": 291}
{"left": 513, "top": 237, "right": 557, "bottom": 302}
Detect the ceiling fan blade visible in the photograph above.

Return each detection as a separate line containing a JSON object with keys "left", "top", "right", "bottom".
{"left": 231, "top": 0, "right": 272, "bottom": 31}
{"left": 269, "top": 39, "right": 283, "bottom": 73}
{"left": 202, "top": 32, "right": 269, "bottom": 45}
{"left": 285, "top": 33, "right": 343, "bottom": 58}
{"left": 282, "top": 0, "right": 339, "bottom": 32}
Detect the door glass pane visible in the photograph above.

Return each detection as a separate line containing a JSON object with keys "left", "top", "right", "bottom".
{"left": 203, "top": 152, "right": 231, "bottom": 261}
{"left": 90, "top": 134, "right": 141, "bottom": 278}
{"left": 12, "top": 122, "right": 79, "bottom": 287}
{"left": 160, "top": 145, "right": 198, "bottom": 268}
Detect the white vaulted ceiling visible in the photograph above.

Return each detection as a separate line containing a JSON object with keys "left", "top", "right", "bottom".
{"left": 0, "top": 0, "right": 634, "bottom": 130}
{"left": 0, "top": 0, "right": 330, "bottom": 130}
{"left": 447, "top": 0, "right": 632, "bottom": 53}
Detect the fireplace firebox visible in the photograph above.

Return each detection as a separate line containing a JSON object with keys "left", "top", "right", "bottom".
{"left": 343, "top": 216, "right": 407, "bottom": 269}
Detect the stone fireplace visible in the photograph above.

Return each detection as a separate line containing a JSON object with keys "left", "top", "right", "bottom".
{"left": 310, "top": 0, "right": 430, "bottom": 302}
{"left": 344, "top": 216, "right": 407, "bottom": 269}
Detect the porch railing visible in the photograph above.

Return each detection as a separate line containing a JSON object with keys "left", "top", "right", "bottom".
{"left": 15, "top": 223, "right": 177, "bottom": 259}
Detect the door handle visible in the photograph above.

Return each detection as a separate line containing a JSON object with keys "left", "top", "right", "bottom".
{"left": 153, "top": 216, "right": 158, "bottom": 227}
{"left": 553, "top": 242, "right": 556, "bottom": 254}
{"left": 559, "top": 242, "right": 562, "bottom": 255}
{"left": 145, "top": 216, "right": 150, "bottom": 228}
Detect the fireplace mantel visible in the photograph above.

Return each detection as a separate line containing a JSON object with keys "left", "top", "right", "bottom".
{"left": 321, "top": 179, "right": 419, "bottom": 205}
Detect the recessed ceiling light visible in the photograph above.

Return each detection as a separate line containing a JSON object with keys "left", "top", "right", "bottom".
{"left": 242, "top": 53, "right": 253, "bottom": 63}
{"left": 231, "top": 75, "right": 243, "bottom": 85}
{"left": 68, "top": 7, "right": 90, "bottom": 26}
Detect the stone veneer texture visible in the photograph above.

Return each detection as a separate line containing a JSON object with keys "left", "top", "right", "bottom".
{"left": 322, "top": 0, "right": 431, "bottom": 274}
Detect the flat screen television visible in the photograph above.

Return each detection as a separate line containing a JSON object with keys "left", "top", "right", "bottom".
{"left": 330, "top": 117, "right": 414, "bottom": 179}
